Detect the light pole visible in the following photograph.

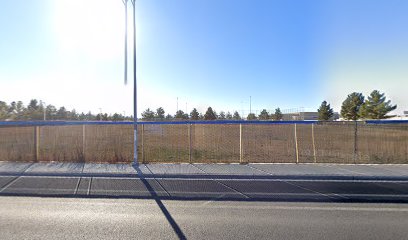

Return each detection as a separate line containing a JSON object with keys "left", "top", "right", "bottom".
{"left": 123, "top": 0, "right": 138, "bottom": 165}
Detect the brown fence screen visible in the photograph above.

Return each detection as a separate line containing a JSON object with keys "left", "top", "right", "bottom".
{"left": 0, "top": 122, "right": 407, "bottom": 164}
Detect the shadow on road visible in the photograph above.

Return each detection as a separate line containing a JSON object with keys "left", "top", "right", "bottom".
{"left": 133, "top": 164, "right": 187, "bottom": 240}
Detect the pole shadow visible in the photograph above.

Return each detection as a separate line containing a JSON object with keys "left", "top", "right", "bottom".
{"left": 133, "top": 164, "right": 187, "bottom": 240}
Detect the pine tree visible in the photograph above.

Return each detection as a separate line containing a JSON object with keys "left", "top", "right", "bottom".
{"left": 258, "top": 109, "right": 270, "bottom": 120}
{"left": 273, "top": 108, "right": 283, "bottom": 121}
{"left": 232, "top": 111, "right": 241, "bottom": 120}
{"left": 204, "top": 107, "right": 217, "bottom": 120}
{"left": 0, "top": 101, "right": 9, "bottom": 120}
{"left": 317, "top": 101, "right": 334, "bottom": 121}
{"left": 190, "top": 108, "right": 200, "bottom": 120}
{"left": 141, "top": 108, "right": 155, "bottom": 120}
{"left": 247, "top": 113, "right": 257, "bottom": 120}
{"left": 359, "top": 90, "right": 397, "bottom": 119}
{"left": 226, "top": 111, "right": 232, "bottom": 120}
{"left": 155, "top": 107, "right": 165, "bottom": 119}
{"left": 165, "top": 114, "right": 173, "bottom": 120}
{"left": 341, "top": 92, "right": 364, "bottom": 120}
{"left": 175, "top": 110, "right": 188, "bottom": 119}
{"left": 218, "top": 111, "right": 226, "bottom": 120}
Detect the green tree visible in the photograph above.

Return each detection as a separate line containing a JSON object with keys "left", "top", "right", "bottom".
{"left": 247, "top": 113, "right": 257, "bottom": 120}
{"left": 0, "top": 101, "right": 9, "bottom": 120}
{"left": 190, "top": 108, "right": 200, "bottom": 120}
{"left": 102, "top": 113, "right": 108, "bottom": 121}
{"left": 204, "top": 107, "right": 217, "bottom": 120}
{"left": 26, "top": 99, "right": 42, "bottom": 120}
{"left": 341, "top": 92, "right": 364, "bottom": 120}
{"left": 56, "top": 106, "right": 68, "bottom": 120}
{"left": 226, "top": 111, "right": 232, "bottom": 120}
{"left": 258, "top": 109, "right": 270, "bottom": 120}
{"left": 155, "top": 107, "right": 165, "bottom": 119}
{"left": 15, "top": 101, "right": 25, "bottom": 120}
{"left": 218, "top": 111, "right": 226, "bottom": 120}
{"left": 7, "top": 101, "right": 17, "bottom": 119}
{"left": 46, "top": 105, "right": 57, "bottom": 120}
{"left": 141, "top": 108, "right": 155, "bottom": 120}
{"left": 165, "top": 114, "right": 173, "bottom": 120}
{"left": 273, "top": 108, "right": 283, "bottom": 121}
{"left": 317, "top": 101, "right": 334, "bottom": 121}
{"left": 175, "top": 110, "right": 189, "bottom": 119}
{"left": 232, "top": 111, "right": 241, "bottom": 120}
{"left": 111, "top": 113, "right": 124, "bottom": 121}
{"left": 359, "top": 90, "right": 397, "bottom": 119}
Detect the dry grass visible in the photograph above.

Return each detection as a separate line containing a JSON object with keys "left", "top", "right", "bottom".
{"left": 0, "top": 123, "right": 407, "bottom": 164}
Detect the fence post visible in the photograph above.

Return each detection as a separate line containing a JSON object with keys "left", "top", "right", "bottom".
{"left": 188, "top": 123, "right": 192, "bottom": 163}
{"left": 239, "top": 124, "right": 243, "bottom": 163}
{"left": 353, "top": 121, "right": 358, "bottom": 164}
{"left": 34, "top": 126, "right": 40, "bottom": 162}
{"left": 82, "top": 125, "right": 86, "bottom": 162}
{"left": 141, "top": 124, "right": 145, "bottom": 164}
{"left": 312, "top": 123, "right": 317, "bottom": 163}
{"left": 294, "top": 123, "right": 299, "bottom": 164}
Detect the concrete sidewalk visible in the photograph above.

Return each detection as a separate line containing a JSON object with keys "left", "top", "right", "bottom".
{"left": 1, "top": 161, "right": 408, "bottom": 181}
{"left": 2, "top": 162, "right": 408, "bottom": 202}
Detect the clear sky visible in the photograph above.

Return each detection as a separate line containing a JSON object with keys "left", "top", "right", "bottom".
{"left": 1, "top": 0, "right": 407, "bottom": 116}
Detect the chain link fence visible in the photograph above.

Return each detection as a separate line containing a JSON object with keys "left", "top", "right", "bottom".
{"left": 0, "top": 121, "right": 407, "bottom": 164}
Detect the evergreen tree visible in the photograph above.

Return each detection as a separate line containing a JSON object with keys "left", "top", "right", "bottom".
{"left": 359, "top": 90, "right": 397, "bottom": 119}
{"left": 247, "top": 113, "right": 257, "bottom": 120}
{"left": 155, "top": 107, "right": 165, "bottom": 119}
{"left": 226, "top": 111, "right": 232, "bottom": 120}
{"left": 341, "top": 92, "right": 364, "bottom": 120}
{"left": 317, "top": 101, "right": 334, "bottom": 121}
{"left": 26, "top": 99, "right": 42, "bottom": 120}
{"left": 15, "top": 101, "right": 25, "bottom": 120}
{"left": 165, "top": 114, "right": 173, "bottom": 120}
{"left": 46, "top": 105, "right": 57, "bottom": 120}
{"left": 218, "top": 111, "right": 226, "bottom": 120}
{"left": 273, "top": 108, "right": 283, "bottom": 121}
{"left": 111, "top": 113, "right": 124, "bottom": 121}
{"left": 141, "top": 108, "right": 155, "bottom": 120}
{"left": 258, "top": 109, "right": 270, "bottom": 120}
{"left": 8, "top": 101, "right": 17, "bottom": 119}
{"left": 190, "top": 108, "right": 200, "bottom": 120}
{"left": 233, "top": 111, "right": 241, "bottom": 120}
{"left": 175, "top": 110, "right": 188, "bottom": 119}
{"left": 57, "top": 106, "right": 68, "bottom": 120}
{"left": 0, "top": 101, "right": 9, "bottom": 120}
{"left": 204, "top": 107, "right": 217, "bottom": 120}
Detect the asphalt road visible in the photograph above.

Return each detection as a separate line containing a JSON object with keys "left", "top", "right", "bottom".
{"left": 1, "top": 197, "right": 408, "bottom": 240}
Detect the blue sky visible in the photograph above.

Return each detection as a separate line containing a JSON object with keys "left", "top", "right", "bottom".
{"left": 1, "top": 0, "right": 407, "bottom": 116}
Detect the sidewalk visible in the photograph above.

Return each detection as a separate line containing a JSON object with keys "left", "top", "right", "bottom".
{"left": 1, "top": 161, "right": 408, "bottom": 202}
{"left": 1, "top": 161, "right": 408, "bottom": 181}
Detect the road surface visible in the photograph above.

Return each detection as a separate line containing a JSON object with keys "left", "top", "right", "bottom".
{"left": 1, "top": 196, "right": 407, "bottom": 240}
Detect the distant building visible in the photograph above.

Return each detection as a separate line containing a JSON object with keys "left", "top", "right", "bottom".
{"left": 283, "top": 112, "right": 339, "bottom": 121}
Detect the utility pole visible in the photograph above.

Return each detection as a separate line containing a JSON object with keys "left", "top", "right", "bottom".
{"left": 249, "top": 96, "right": 252, "bottom": 114}
{"left": 131, "top": 0, "right": 138, "bottom": 165}
{"left": 122, "top": 0, "right": 128, "bottom": 85}
{"left": 41, "top": 101, "right": 46, "bottom": 121}
{"left": 122, "top": 0, "right": 138, "bottom": 165}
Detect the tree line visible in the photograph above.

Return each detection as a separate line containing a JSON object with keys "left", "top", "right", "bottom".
{"left": 141, "top": 107, "right": 285, "bottom": 121}
{"left": 0, "top": 99, "right": 131, "bottom": 121}
{"left": 0, "top": 90, "right": 396, "bottom": 121}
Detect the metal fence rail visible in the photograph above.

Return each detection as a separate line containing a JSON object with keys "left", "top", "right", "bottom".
{"left": 0, "top": 121, "right": 407, "bottom": 164}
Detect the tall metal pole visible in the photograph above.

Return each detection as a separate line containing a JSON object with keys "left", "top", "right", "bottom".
{"left": 249, "top": 96, "right": 252, "bottom": 114}
{"left": 131, "top": 0, "right": 138, "bottom": 165}
{"left": 122, "top": 0, "right": 128, "bottom": 85}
